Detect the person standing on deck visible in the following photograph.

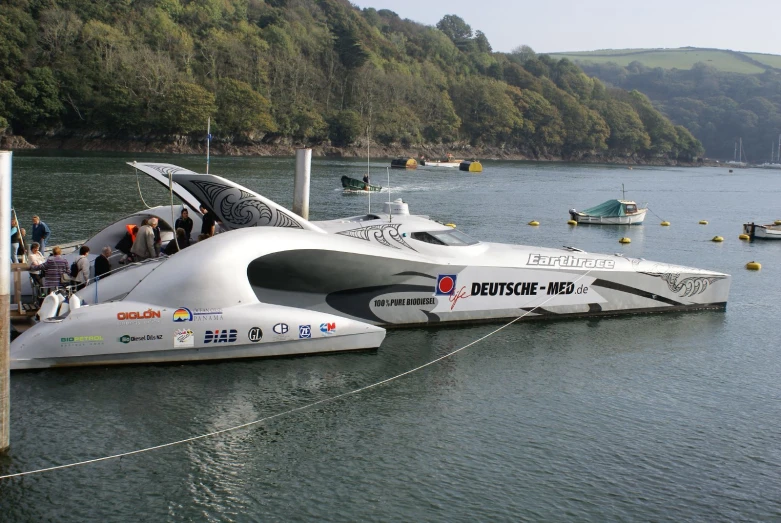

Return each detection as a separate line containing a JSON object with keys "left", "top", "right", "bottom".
{"left": 10, "top": 217, "right": 24, "bottom": 263}
{"left": 175, "top": 209, "right": 193, "bottom": 247}
{"left": 31, "top": 215, "right": 51, "bottom": 251}
{"left": 31, "top": 246, "right": 68, "bottom": 293}
{"left": 200, "top": 205, "right": 217, "bottom": 238}
{"left": 130, "top": 220, "right": 156, "bottom": 260}
{"left": 95, "top": 246, "right": 111, "bottom": 279}
{"left": 74, "top": 245, "right": 91, "bottom": 290}
{"left": 150, "top": 217, "right": 162, "bottom": 257}
{"left": 27, "top": 242, "right": 45, "bottom": 287}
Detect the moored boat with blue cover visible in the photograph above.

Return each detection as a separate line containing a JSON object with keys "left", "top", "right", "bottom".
{"left": 569, "top": 199, "right": 647, "bottom": 225}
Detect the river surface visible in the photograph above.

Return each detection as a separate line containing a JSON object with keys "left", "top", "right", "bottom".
{"left": 1, "top": 153, "right": 781, "bottom": 521}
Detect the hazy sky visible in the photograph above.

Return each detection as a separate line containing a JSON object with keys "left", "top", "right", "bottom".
{"left": 351, "top": 0, "right": 781, "bottom": 55}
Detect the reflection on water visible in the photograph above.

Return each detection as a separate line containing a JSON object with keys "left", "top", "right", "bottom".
{"left": 3, "top": 153, "right": 781, "bottom": 520}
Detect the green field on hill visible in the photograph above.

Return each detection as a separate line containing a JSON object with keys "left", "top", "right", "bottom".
{"left": 744, "top": 52, "right": 781, "bottom": 69}
{"left": 549, "top": 48, "right": 773, "bottom": 74}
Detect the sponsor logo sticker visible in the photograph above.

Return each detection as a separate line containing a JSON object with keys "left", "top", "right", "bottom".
{"left": 117, "top": 309, "right": 161, "bottom": 321}
{"left": 435, "top": 274, "right": 457, "bottom": 296}
{"left": 118, "top": 334, "right": 163, "bottom": 343}
{"left": 173, "top": 308, "right": 193, "bottom": 322}
{"left": 204, "top": 329, "right": 238, "bottom": 344}
{"left": 174, "top": 328, "right": 194, "bottom": 348}
{"left": 60, "top": 336, "right": 104, "bottom": 345}
{"left": 248, "top": 327, "right": 263, "bottom": 343}
{"left": 272, "top": 323, "right": 289, "bottom": 335}
{"left": 173, "top": 307, "right": 223, "bottom": 322}
{"left": 299, "top": 325, "right": 311, "bottom": 339}
{"left": 319, "top": 322, "right": 336, "bottom": 335}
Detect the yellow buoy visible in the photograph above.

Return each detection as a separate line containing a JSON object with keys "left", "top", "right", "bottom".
{"left": 445, "top": 223, "right": 456, "bottom": 228}
{"left": 712, "top": 236, "right": 724, "bottom": 242}
{"left": 660, "top": 221, "right": 670, "bottom": 226}
{"left": 567, "top": 219, "right": 577, "bottom": 225}
{"left": 746, "top": 261, "right": 761, "bottom": 270}
{"left": 738, "top": 233, "right": 750, "bottom": 240}
{"left": 619, "top": 237, "right": 631, "bottom": 244}
{"left": 774, "top": 220, "right": 781, "bottom": 225}
{"left": 528, "top": 220, "right": 539, "bottom": 226}
{"left": 699, "top": 220, "right": 709, "bottom": 225}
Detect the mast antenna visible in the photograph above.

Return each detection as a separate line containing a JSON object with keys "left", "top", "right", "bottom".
{"left": 206, "top": 117, "right": 211, "bottom": 175}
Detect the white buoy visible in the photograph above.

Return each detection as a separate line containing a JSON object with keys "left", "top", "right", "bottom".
{"left": 69, "top": 294, "right": 81, "bottom": 310}
{"left": 38, "top": 292, "right": 60, "bottom": 320}
{"left": 293, "top": 148, "right": 311, "bottom": 220}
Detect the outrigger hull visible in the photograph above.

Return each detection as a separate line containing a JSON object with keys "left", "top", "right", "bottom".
{"left": 242, "top": 230, "right": 729, "bottom": 326}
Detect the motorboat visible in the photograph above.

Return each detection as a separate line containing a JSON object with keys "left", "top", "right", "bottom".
{"left": 10, "top": 162, "right": 731, "bottom": 368}
{"left": 743, "top": 221, "right": 781, "bottom": 240}
{"left": 419, "top": 154, "right": 463, "bottom": 168}
{"left": 341, "top": 175, "right": 382, "bottom": 193}
{"left": 569, "top": 199, "right": 647, "bottom": 225}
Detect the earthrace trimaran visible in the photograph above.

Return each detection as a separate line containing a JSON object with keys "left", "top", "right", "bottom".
{"left": 11, "top": 163, "right": 730, "bottom": 368}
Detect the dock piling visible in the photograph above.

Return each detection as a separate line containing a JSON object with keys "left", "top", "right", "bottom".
{"left": 1, "top": 151, "right": 12, "bottom": 453}
{"left": 293, "top": 148, "right": 311, "bottom": 220}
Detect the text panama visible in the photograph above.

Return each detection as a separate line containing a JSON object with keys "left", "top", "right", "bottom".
{"left": 527, "top": 254, "right": 615, "bottom": 269}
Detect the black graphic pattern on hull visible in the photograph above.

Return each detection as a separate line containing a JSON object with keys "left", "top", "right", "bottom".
{"left": 335, "top": 223, "right": 416, "bottom": 251}
{"left": 640, "top": 271, "right": 725, "bottom": 297}
{"left": 189, "top": 180, "right": 303, "bottom": 229}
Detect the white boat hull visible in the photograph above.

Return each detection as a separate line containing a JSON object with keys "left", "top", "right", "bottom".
{"left": 743, "top": 223, "right": 781, "bottom": 239}
{"left": 421, "top": 161, "right": 460, "bottom": 168}
{"left": 11, "top": 300, "right": 385, "bottom": 369}
{"left": 569, "top": 208, "right": 647, "bottom": 225}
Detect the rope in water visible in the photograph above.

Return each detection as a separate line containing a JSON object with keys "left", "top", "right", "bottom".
{"left": 0, "top": 269, "right": 596, "bottom": 480}
{"left": 646, "top": 206, "right": 666, "bottom": 222}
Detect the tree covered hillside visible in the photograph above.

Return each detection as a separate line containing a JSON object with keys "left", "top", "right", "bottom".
{"left": 577, "top": 61, "right": 781, "bottom": 162}
{"left": 0, "top": 0, "right": 702, "bottom": 161}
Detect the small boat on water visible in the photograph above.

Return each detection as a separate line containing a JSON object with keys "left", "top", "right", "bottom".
{"left": 341, "top": 175, "right": 382, "bottom": 192}
{"left": 569, "top": 199, "right": 647, "bottom": 225}
{"left": 743, "top": 222, "right": 781, "bottom": 239}
{"left": 419, "top": 154, "right": 463, "bottom": 168}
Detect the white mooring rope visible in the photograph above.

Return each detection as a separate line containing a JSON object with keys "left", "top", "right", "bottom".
{"left": 0, "top": 269, "right": 596, "bottom": 480}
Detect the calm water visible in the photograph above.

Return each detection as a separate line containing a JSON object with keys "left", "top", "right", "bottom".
{"left": 1, "top": 153, "right": 781, "bottom": 521}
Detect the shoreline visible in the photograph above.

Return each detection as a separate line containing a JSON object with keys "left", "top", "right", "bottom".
{"left": 1, "top": 134, "right": 713, "bottom": 167}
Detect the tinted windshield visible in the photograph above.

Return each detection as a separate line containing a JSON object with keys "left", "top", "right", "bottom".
{"left": 411, "top": 229, "right": 479, "bottom": 246}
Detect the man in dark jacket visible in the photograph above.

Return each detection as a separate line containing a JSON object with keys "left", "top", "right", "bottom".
{"left": 95, "top": 246, "right": 112, "bottom": 278}
{"left": 31, "top": 215, "right": 51, "bottom": 251}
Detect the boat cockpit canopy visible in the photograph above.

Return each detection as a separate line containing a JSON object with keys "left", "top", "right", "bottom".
{"left": 410, "top": 229, "right": 479, "bottom": 246}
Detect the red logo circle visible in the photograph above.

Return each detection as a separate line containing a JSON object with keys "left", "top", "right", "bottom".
{"left": 438, "top": 276, "right": 455, "bottom": 294}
